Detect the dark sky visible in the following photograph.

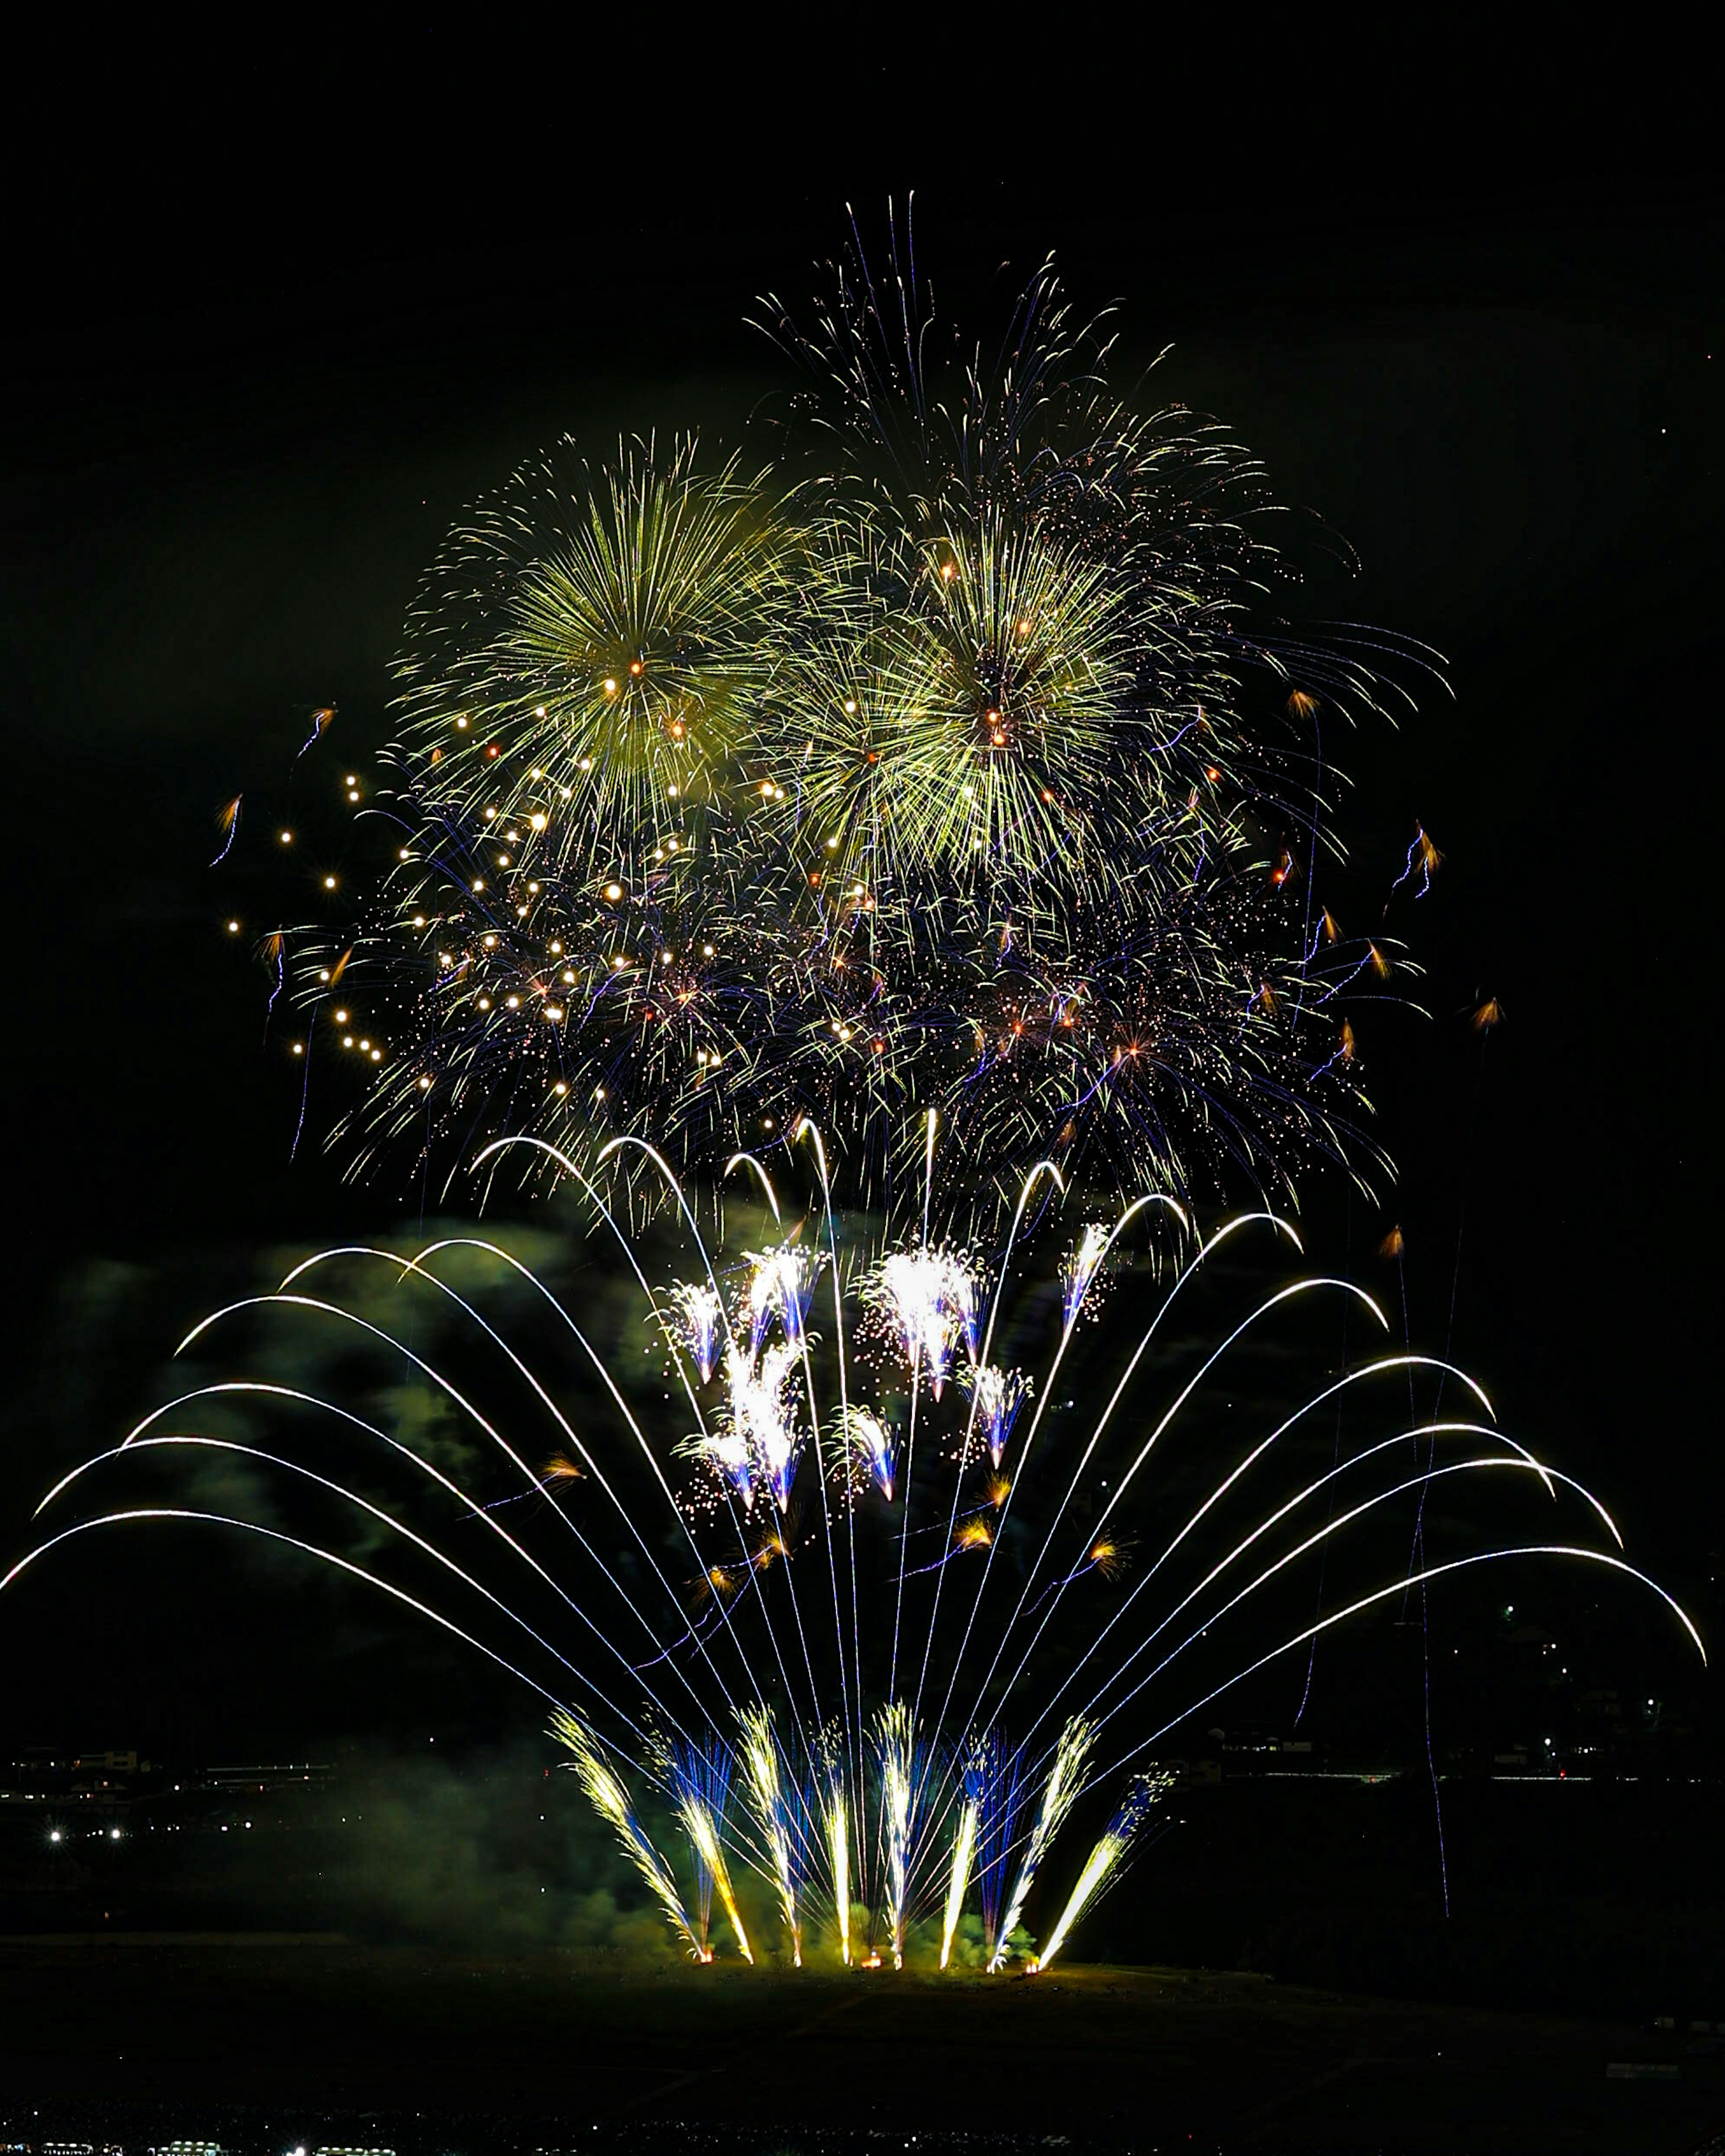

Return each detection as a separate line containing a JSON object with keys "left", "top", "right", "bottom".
{"left": 1, "top": 42, "right": 1720, "bottom": 1756}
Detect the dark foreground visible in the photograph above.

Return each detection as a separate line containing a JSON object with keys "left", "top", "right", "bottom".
{"left": 2, "top": 1944, "right": 1722, "bottom": 2155}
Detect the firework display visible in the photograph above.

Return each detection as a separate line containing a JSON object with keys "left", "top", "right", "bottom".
{"left": 9, "top": 221, "right": 1699, "bottom": 1979}
{"left": 226, "top": 226, "right": 1435, "bottom": 1229}
{"left": 3, "top": 1145, "right": 1701, "bottom": 1967}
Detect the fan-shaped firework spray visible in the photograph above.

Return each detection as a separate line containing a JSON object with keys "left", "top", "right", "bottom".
{"left": 1034, "top": 1770, "right": 1177, "bottom": 1973}
{"left": 990, "top": 1716, "right": 1096, "bottom": 1971}
{"left": 551, "top": 1710, "right": 699, "bottom": 1955}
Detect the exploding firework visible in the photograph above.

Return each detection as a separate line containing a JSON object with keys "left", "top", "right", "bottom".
{"left": 221, "top": 221, "right": 1431, "bottom": 1231}
{"left": 4, "top": 1140, "right": 1701, "bottom": 1969}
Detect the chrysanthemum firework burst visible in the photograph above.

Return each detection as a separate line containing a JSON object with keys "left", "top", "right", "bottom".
{"left": 261, "top": 219, "right": 1426, "bottom": 1228}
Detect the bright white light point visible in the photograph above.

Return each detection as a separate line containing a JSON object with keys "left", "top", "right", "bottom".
{"left": 562, "top": 968, "right": 575, "bottom": 984}
{"left": 547, "top": 1007, "right": 563, "bottom": 1022}
{"left": 553, "top": 1081, "right": 568, "bottom": 1096}
{"left": 702, "top": 942, "right": 714, "bottom": 956}
{"left": 412, "top": 915, "right": 425, "bottom": 928}
{"left": 227, "top": 920, "right": 240, "bottom": 933}
{"left": 530, "top": 813, "right": 547, "bottom": 830}
{"left": 358, "top": 1038, "right": 370, "bottom": 1051}
{"left": 418, "top": 1075, "right": 432, "bottom": 1089}
{"left": 323, "top": 876, "right": 336, "bottom": 889}
{"left": 603, "top": 679, "right": 617, "bottom": 695}
{"left": 560, "top": 786, "right": 571, "bottom": 800}
{"left": 279, "top": 830, "right": 292, "bottom": 844}
{"left": 579, "top": 758, "right": 592, "bottom": 772}
{"left": 456, "top": 716, "right": 468, "bottom": 729}
{"left": 334, "top": 1010, "right": 348, "bottom": 1024}
{"left": 472, "top": 880, "right": 484, "bottom": 892}
{"left": 482, "top": 934, "right": 497, "bottom": 947}
{"left": 370, "top": 1048, "right": 382, "bottom": 1062}
{"left": 506, "top": 995, "right": 520, "bottom": 1009}
{"left": 843, "top": 698, "right": 857, "bottom": 714}
{"left": 549, "top": 941, "right": 562, "bottom": 954}
{"left": 345, "top": 776, "right": 357, "bottom": 786}
{"left": 292, "top": 1043, "right": 303, "bottom": 1055}
{"left": 605, "top": 882, "right": 624, "bottom": 900}
{"left": 318, "top": 969, "right": 330, "bottom": 982}
{"left": 477, "top": 997, "right": 491, "bottom": 1010}
{"left": 399, "top": 848, "right": 410, "bottom": 861}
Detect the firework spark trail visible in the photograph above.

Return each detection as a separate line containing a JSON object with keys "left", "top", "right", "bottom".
{"left": 923, "top": 1194, "right": 1159, "bottom": 1768}
{"left": 983, "top": 1349, "right": 1504, "bottom": 1754}
{"left": 1012, "top": 1422, "right": 1553, "bottom": 1758}
{"left": 267, "top": 1248, "right": 763, "bottom": 1735}
{"left": 988, "top": 1715, "right": 1094, "bottom": 1971}
{"left": 739, "top": 1704, "right": 803, "bottom": 1964}
{"left": 959, "top": 1271, "right": 1388, "bottom": 1755}
{"left": 1044, "top": 1457, "right": 1631, "bottom": 1770}
{"left": 796, "top": 1120, "right": 870, "bottom": 1875}
{"left": 903, "top": 1161, "right": 1065, "bottom": 1783}
{"left": 210, "top": 795, "right": 242, "bottom": 866}
{"left": 875, "top": 1701, "right": 919, "bottom": 1968}
{"left": 295, "top": 706, "right": 336, "bottom": 760}
{"left": 939, "top": 1781, "right": 980, "bottom": 1970}
{"left": 174, "top": 1282, "right": 725, "bottom": 1747}
{"left": 817, "top": 1752, "right": 852, "bottom": 1965}
{"left": 36, "top": 1432, "right": 672, "bottom": 1751}
{"left": 12, "top": 1144, "right": 1706, "bottom": 1972}
{"left": 668, "top": 1742, "right": 751, "bottom": 1962}
{"left": 1097, "top": 1546, "right": 1707, "bottom": 1794}
{"left": 598, "top": 1137, "right": 843, "bottom": 1753}
{"left": 473, "top": 1139, "right": 820, "bottom": 1748}
{"left": 553, "top": 1710, "right": 701, "bottom": 1955}
{"left": 972, "top": 1732, "right": 1028, "bottom": 1964}
{"left": 3, "top": 1509, "right": 572, "bottom": 1711}
{"left": 1387, "top": 823, "right": 1442, "bottom": 904}
{"left": 1033, "top": 1774, "right": 1172, "bottom": 1972}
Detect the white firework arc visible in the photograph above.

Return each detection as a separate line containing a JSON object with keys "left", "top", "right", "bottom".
{"left": 1, "top": 1128, "right": 1704, "bottom": 1969}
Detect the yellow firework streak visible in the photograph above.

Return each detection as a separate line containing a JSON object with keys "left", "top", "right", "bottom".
{"left": 672, "top": 1785, "right": 753, "bottom": 1964}
{"left": 1034, "top": 1772, "right": 1175, "bottom": 1972}
{"left": 824, "top": 1782, "right": 852, "bottom": 1966}
{"left": 550, "top": 1711, "right": 699, "bottom": 1957}
{"left": 876, "top": 1701, "right": 916, "bottom": 1969}
{"left": 990, "top": 1714, "right": 1095, "bottom": 1971}
{"left": 940, "top": 1794, "right": 979, "bottom": 1970}
{"left": 739, "top": 1704, "right": 801, "bottom": 1966}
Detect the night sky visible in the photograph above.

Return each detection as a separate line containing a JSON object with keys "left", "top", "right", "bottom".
{"left": 2, "top": 47, "right": 1720, "bottom": 1776}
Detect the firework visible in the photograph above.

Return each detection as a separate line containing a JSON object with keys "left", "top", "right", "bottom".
{"left": 225, "top": 223, "right": 1431, "bottom": 1234}
{"left": 1033, "top": 1771, "right": 1176, "bottom": 1973}
{"left": 550, "top": 1710, "right": 699, "bottom": 1956}
{"left": 989, "top": 1715, "right": 1094, "bottom": 1971}
{"left": 666, "top": 1736, "right": 750, "bottom": 1963}
{"left": 6, "top": 1149, "right": 1701, "bottom": 1972}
